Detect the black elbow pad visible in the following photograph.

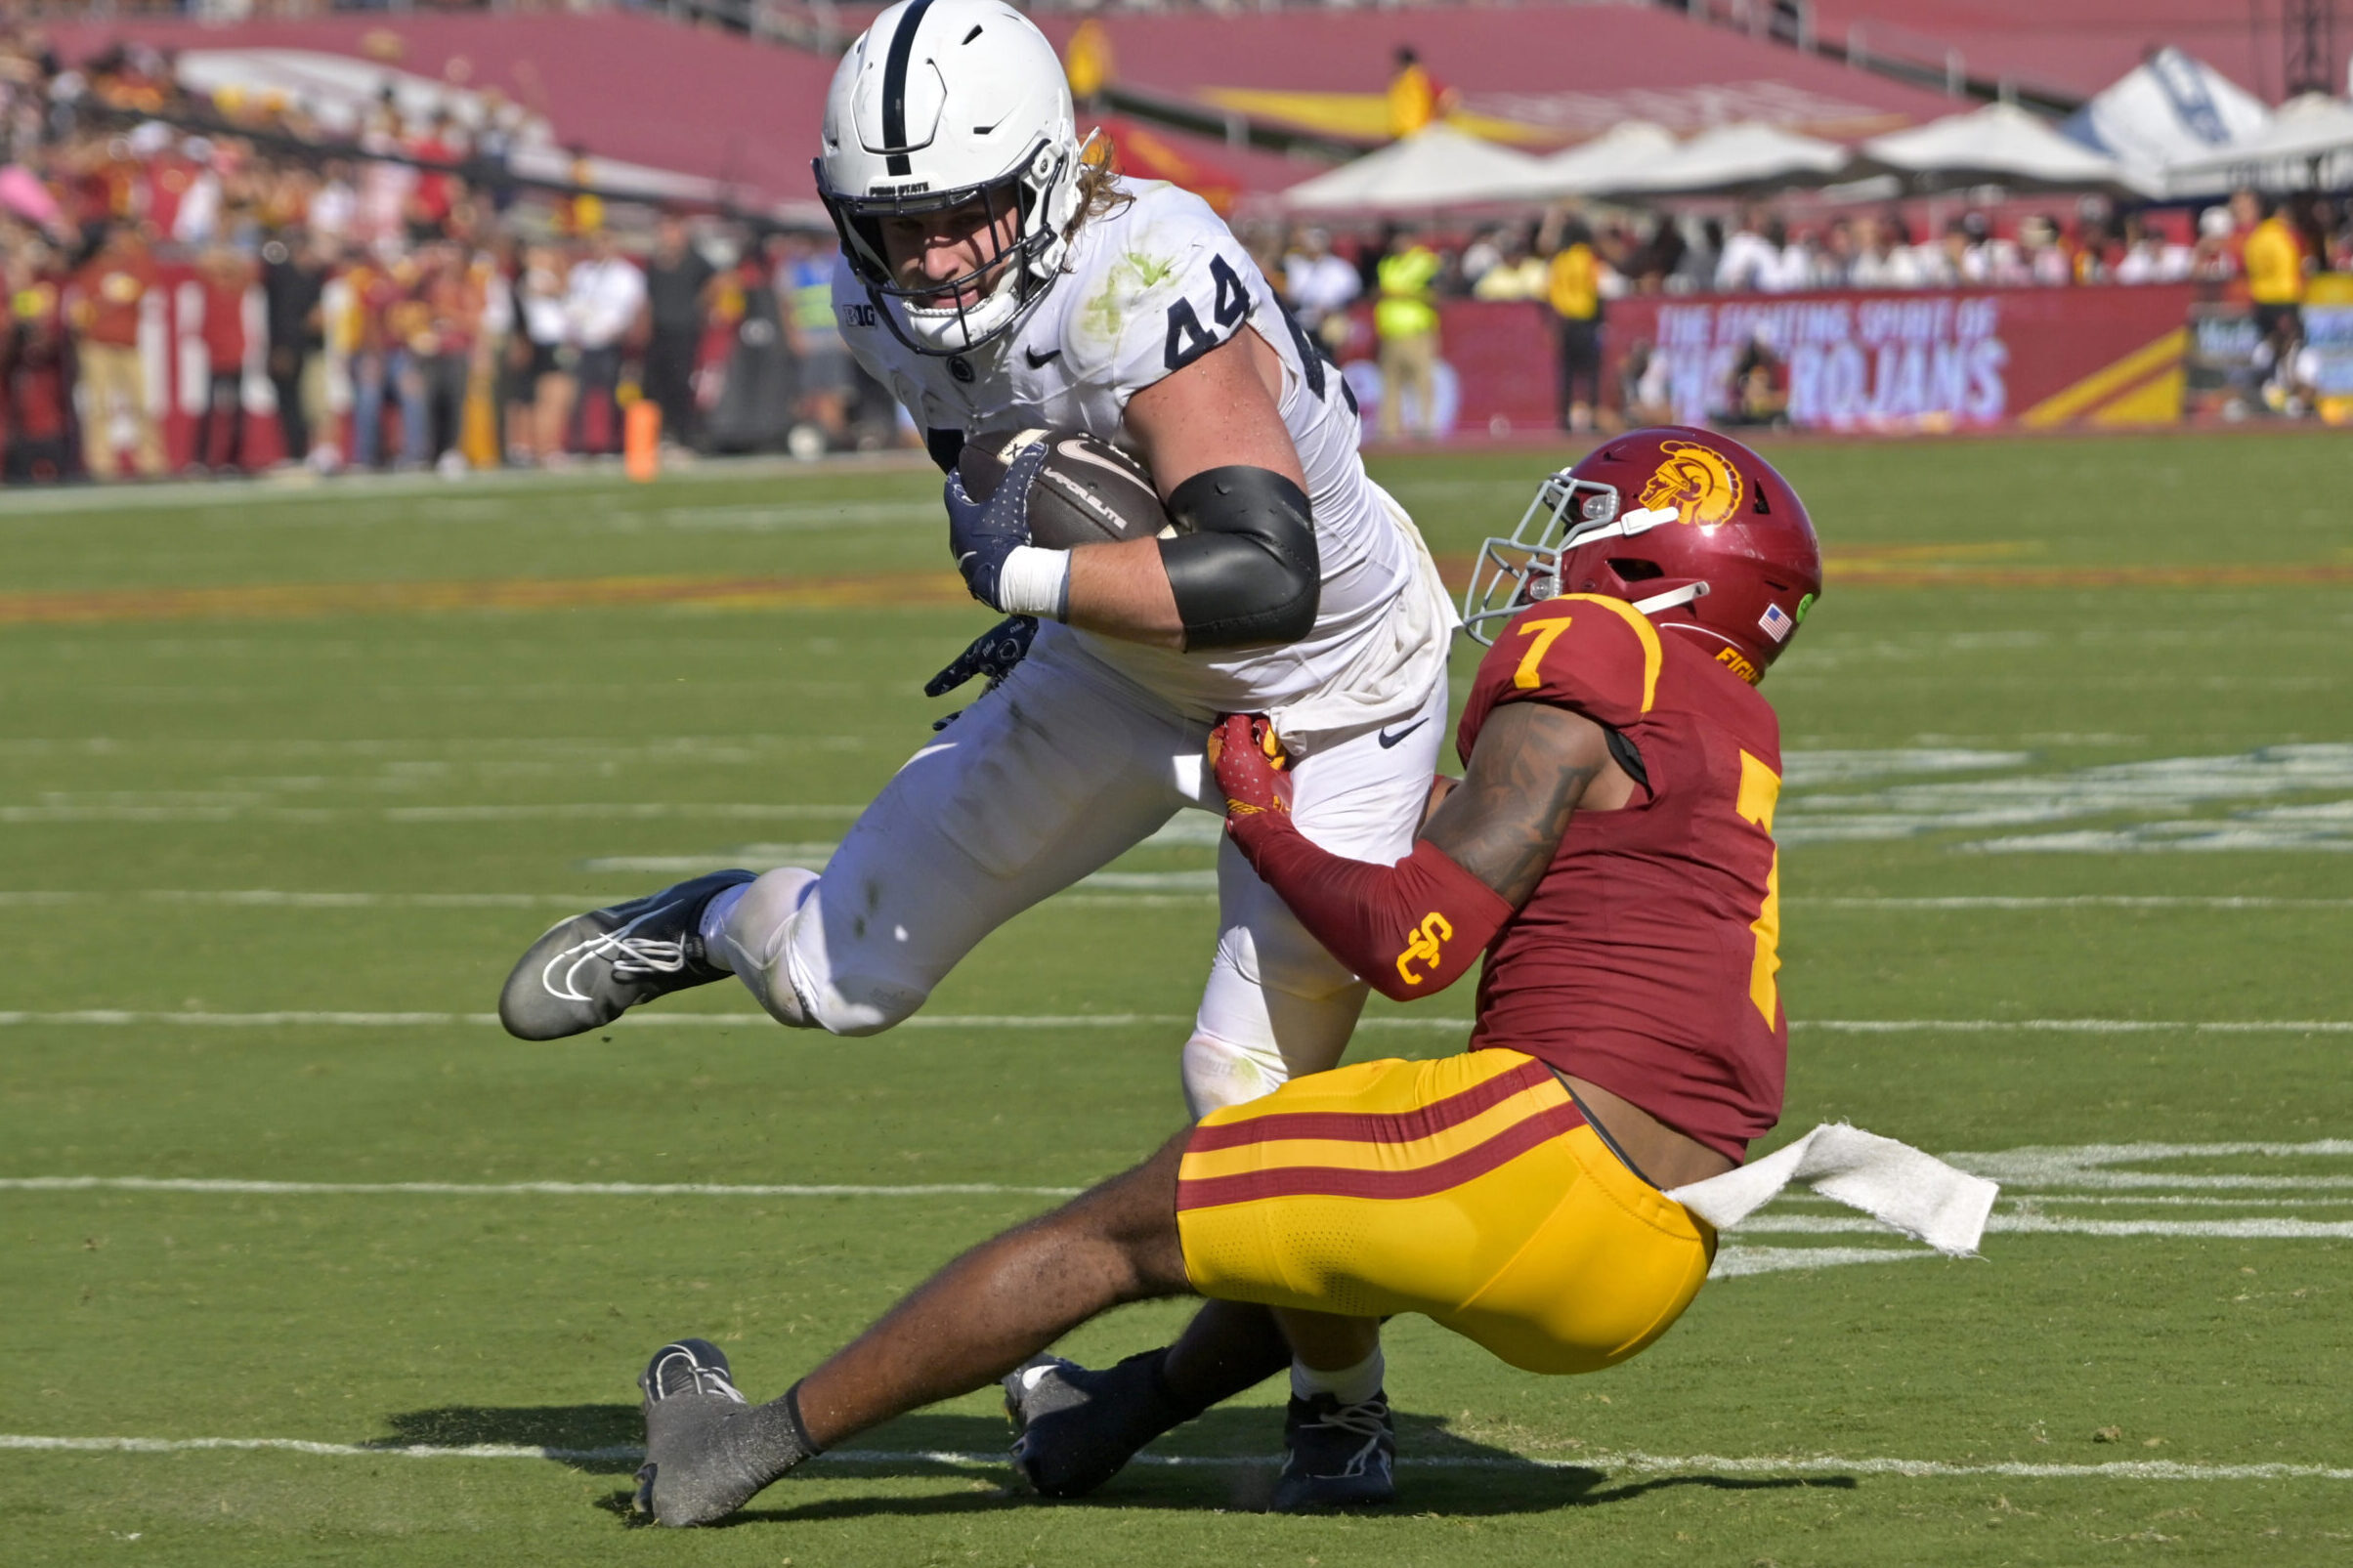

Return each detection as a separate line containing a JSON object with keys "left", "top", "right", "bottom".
{"left": 1158, "top": 466, "right": 1320, "bottom": 648}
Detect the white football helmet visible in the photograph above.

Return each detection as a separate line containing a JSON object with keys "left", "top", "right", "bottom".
{"left": 816, "top": 0, "right": 1084, "bottom": 358}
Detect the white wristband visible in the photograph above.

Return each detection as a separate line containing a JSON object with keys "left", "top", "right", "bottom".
{"left": 995, "top": 545, "right": 1072, "bottom": 620}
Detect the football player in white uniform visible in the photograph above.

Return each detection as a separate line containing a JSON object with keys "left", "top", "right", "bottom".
{"left": 499, "top": 0, "right": 1453, "bottom": 1507}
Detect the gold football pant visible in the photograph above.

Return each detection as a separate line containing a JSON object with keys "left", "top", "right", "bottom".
{"left": 1176, "top": 1049, "right": 1714, "bottom": 1375}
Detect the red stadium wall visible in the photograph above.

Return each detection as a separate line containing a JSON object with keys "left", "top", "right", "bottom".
{"left": 1352, "top": 286, "right": 2200, "bottom": 438}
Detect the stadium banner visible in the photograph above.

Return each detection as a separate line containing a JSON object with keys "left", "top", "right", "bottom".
{"left": 1345, "top": 286, "right": 2203, "bottom": 439}
{"left": 2300, "top": 273, "right": 2353, "bottom": 424}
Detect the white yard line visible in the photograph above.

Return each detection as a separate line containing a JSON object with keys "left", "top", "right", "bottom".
{"left": 1953, "top": 1138, "right": 2353, "bottom": 1190}
{"left": 0, "top": 453, "right": 909, "bottom": 516}
{"left": 0, "top": 891, "right": 620, "bottom": 910}
{"left": 13, "top": 1173, "right": 2344, "bottom": 1213}
{"left": 12, "top": 1175, "right": 2344, "bottom": 1240}
{"left": 0, "top": 737, "right": 869, "bottom": 758}
{"left": 2, "top": 1010, "right": 2341, "bottom": 1036}
{"left": 3, "top": 1432, "right": 2346, "bottom": 1483}
{"left": 0, "top": 803, "right": 865, "bottom": 824}
{"left": 1739, "top": 1213, "right": 2353, "bottom": 1240}
{"left": 0, "top": 1010, "right": 1196, "bottom": 1029}
{"left": 1792, "top": 896, "right": 2353, "bottom": 911}
{"left": 1792, "top": 1019, "right": 2353, "bottom": 1035}
{"left": 4, "top": 889, "right": 2348, "bottom": 911}
{"left": 1920, "top": 1193, "right": 2353, "bottom": 1208}
{"left": 0, "top": 1176, "right": 1078, "bottom": 1199}
{"left": 1709, "top": 1246, "right": 1929, "bottom": 1278}
{"left": 0, "top": 884, "right": 1221, "bottom": 907}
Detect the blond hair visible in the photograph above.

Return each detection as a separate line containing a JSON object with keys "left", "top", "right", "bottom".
{"left": 1063, "top": 130, "right": 1133, "bottom": 244}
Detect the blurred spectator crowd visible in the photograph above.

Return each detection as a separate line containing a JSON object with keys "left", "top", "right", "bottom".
{"left": 1239, "top": 189, "right": 2353, "bottom": 435}
{"left": 0, "top": 27, "right": 892, "bottom": 486}
{"left": 2, "top": 21, "right": 2343, "bottom": 482}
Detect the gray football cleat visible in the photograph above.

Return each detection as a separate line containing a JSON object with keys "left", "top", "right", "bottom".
{"left": 632, "top": 1339, "right": 794, "bottom": 1528}
{"left": 498, "top": 870, "right": 754, "bottom": 1040}
{"left": 1004, "top": 1350, "right": 1192, "bottom": 1499}
{"left": 1269, "top": 1391, "right": 1395, "bottom": 1512}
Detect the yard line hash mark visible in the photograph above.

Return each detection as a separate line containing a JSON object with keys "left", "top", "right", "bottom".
{"left": 3, "top": 1433, "right": 2347, "bottom": 1484}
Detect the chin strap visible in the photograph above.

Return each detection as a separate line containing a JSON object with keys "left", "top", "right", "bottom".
{"left": 1631, "top": 580, "right": 1707, "bottom": 615}
{"left": 1612, "top": 504, "right": 1682, "bottom": 536}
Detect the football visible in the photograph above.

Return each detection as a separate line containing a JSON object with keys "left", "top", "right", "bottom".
{"left": 958, "top": 428, "right": 1179, "bottom": 550}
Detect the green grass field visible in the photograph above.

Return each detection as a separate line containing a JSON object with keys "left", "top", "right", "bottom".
{"left": 2, "top": 431, "right": 2349, "bottom": 1566}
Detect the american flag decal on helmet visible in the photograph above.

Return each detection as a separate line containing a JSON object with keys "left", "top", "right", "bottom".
{"left": 1758, "top": 602, "right": 1794, "bottom": 643}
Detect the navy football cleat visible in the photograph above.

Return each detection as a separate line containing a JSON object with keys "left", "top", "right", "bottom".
{"left": 1004, "top": 1350, "right": 1191, "bottom": 1499}
{"left": 1269, "top": 1391, "right": 1395, "bottom": 1512}
{"left": 498, "top": 870, "right": 754, "bottom": 1040}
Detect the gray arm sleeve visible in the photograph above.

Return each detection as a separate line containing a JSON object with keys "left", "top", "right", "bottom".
{"left": 1158, "top": 466, "right": 1321, "bottom": 649}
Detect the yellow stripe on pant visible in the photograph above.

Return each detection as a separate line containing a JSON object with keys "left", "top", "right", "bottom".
{"left": 1176, "top": 1049, "right": 1714, "bottom": 1375}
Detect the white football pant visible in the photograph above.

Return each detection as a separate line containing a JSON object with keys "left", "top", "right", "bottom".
{"left": 713, "top": 622, "right": 1445, "bottom": 1115}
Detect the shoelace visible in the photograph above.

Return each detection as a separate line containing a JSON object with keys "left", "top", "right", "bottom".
{"left": 1295, "top": 1398, "right": 1390, "bottom": 1477}
{"left": 606, "top": 931, "right": 690, "bottom": 982}
{"left": 545, "top": 897, "right": 696, "bottom": 998}
{"left": 651, "top": 1351, "right": 744, "bottom": 1403}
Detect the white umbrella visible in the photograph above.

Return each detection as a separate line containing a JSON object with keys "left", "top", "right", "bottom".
{"left": 2166, "top": 93, "right": 2353, "bottom": 179}
{"left": 1591, "top": 121, "right": 1849, "bottom": 197}
{"left": 2060, "top": 47, "right": 2270, "bottom": 196}
{"left": 1858, "top": 102, "right": 2150, "bottom": 193}
{"left": 1496, "top": 120, "right": 1678, "bottom": 201}
{"left": 1282, "top": 123, "right": 1546, "bottom": 212}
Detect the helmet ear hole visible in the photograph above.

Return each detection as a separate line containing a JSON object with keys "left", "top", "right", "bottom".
{"left": 1608, "top": 558, "right": 1665, "bottom": 581}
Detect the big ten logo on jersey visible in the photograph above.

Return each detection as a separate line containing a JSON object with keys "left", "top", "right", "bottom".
{"left": 839, "top": 300, "right": 878, "bottom": 329}
{"left": 1163, "top": 255, "right": 1253, "bottom": 371}
{"left": 1638, "top": 440, "right": 1743, "bottom": 526}
{"left": 1394, "top": 911, "right": 1454, "bottom": 988}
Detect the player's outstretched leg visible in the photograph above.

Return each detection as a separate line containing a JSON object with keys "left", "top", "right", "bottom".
{"left": 498, "top": 870, "right": 754, "bottom": 1040}
{"left": 633, "top": 1339, "right": 818, "bottom": 1527}
{"left": 633, "top": 1135, "right": 1197, "bottom": 1527}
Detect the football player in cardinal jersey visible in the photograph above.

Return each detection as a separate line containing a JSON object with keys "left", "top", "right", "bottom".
{"left": 618, "top": 433, "right": 1896, "bottom": 1528}
{"left": 499, "top": 0, "right": 1455, "bottom": 1508}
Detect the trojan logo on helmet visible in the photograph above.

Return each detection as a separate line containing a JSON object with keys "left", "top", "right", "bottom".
{"left": 1637, "top": 439, "right": 1744, "bottom": 527}
{"left": 1460, "top": 425, "right": 1823, "bottom": 684}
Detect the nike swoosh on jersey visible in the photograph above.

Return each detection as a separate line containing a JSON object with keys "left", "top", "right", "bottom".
{"left": 1025, "top": 347, "right": 1062, "bottom": 368}
{"left": 1376, "top": 719, "right": 1429, "bottom": 749}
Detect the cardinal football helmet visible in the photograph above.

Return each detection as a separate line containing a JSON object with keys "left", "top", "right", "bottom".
{"left": 1462, "top": 427, "right": 1822, "bottom": 684}
{"left": 816, "top": 0, "right": 1085, "bottom": 357}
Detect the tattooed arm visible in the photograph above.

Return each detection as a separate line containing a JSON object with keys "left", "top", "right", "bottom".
{"left": 1419, "top": 700, "right": 1623, "bottom": 908}
{"left": 1212, "top": 703, "right": 1630, "bottom": 1001}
